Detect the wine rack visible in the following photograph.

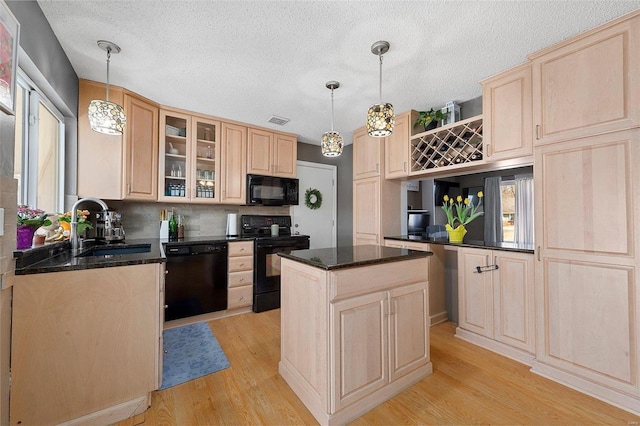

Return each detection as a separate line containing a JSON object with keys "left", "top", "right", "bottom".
{"left": 410, "top": 115, "right": 483, "bottom": 172}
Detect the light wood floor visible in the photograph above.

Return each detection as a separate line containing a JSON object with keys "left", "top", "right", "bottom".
{"left": 119, "top": 310, "right": 640, "bottom": 425}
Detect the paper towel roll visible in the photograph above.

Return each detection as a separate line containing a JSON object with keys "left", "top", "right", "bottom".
{"left": 159, "top": 220, "right": 169, "bottom": 239}
{"left": 226, "top": 213, "right": 238, "bottom": 237}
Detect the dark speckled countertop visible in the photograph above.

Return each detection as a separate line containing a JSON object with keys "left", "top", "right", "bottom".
{"left": 14, "top": 235, "right": 255, "bottom": 275}
{"left": 278, "top": 244, "right": 431, "bottom": 271}
{"left": 384, "top": 235, "right": 535, "bottom": 254}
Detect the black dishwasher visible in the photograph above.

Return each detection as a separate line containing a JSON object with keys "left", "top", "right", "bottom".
{"left": 164, "top": 242, "right": 228, "bottom": 321}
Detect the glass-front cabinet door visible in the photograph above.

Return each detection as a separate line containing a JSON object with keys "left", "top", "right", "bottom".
{"left": 159, "top": 109, "right": 220, "bottom": 203}
{"left": 191, "top": 116, "right": 220, "bottom": 203}
{"left": 159, "top": 110, "right": 190, "bottom": 202}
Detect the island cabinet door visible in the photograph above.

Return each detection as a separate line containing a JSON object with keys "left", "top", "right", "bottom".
{"left": 388, "top": 282, "right": 429, "bottom": 382}
{"left": 330, "top": 291, "right": 388, "bottom": 413}
{"left": 458, "top": 247, "right": 494, "bottom": 338}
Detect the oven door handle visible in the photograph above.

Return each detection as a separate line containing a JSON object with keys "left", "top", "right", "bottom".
{"left": 259, "top": 243, "right": 299, "bottom": 248}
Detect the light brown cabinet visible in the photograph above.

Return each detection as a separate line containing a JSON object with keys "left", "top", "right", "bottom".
{"left": 247, "top": 128, "right": 297, "bottom": 178}
{"left": 158, "top": 109, "right": 221, "bottom": 203}
{"left": 529, "top": 13, "right": 640, "bottom": 145}
{"left": 456, "top": 247, "right": 535, "bottom": 363}
{"left": 227, "top": 241, "right": 253, "bottom": 310}
{"left": 280, "top": 256, "right": 431, "bottom": 425}
{"left": 10, "top": 263, "right": 162, "bottom": 425}
{"left": 481, "top": 62, "right": 533, "bottom": 161}
{"left": 533, "top": 129, "right": 640, "bottom": 398}
{"left": 384, "top": 110, "right": 418, "bottom": 179}
{"left": 78, "top": 79, "right": 158, "bottom": 201}
{"left": 383, "top": 239, "right": 447, "bottom": 325}
{"left": 353, "top": 126, "right": 401, "bottom": 245}
{"left": 353, "top": 126, "right": 381, "bottom": 179}
{"left": 220, "top": 122, "right": 247, "bottom": 204}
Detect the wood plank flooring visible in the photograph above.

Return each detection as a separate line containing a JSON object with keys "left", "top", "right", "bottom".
{"left": 118, "top": 310, "right": 640, "bottom": 425}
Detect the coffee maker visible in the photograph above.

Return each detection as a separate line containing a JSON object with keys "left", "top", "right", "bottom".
{"left": 95, "top": 210, "right": 125, "bottom": 242}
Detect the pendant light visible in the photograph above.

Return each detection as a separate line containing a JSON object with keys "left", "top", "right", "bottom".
{"left": 88, "top": 40, "right": 126, "bottom": 135}
{"left": 366, "top": 40, "right": 394, "bottom": 137}
{"left": 321, "top": 81, "right": 344, "bottom": 157}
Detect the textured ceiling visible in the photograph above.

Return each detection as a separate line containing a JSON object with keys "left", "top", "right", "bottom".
{"left": 37, "top": 0, "right": 640, "bottom": 146}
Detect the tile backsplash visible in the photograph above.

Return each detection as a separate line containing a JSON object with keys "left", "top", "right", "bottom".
{"left": 106, "top": 201, "right": 290, "bottom": 239}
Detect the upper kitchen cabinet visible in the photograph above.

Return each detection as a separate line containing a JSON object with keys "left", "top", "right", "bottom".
{"left": 529, "top": 12, "right": 640, "bottom": 145}
{"left": 123, "top": 93, "right": 159, "bottom": 200}
{"left": 385, "top": 110, "right": 418, "bottom": 179}
{"left": 158, "top": 108, "right": 221, "bottom": 203}
{"left": 78, "top": 79, "right": 159, "bottom": 201}
{"left": 247, "top": 128, "right": 297, "bottom": 178}
{"left": 481, "top": 62, "right": 533, "bottom": 161}
{"left": 353, "top": 126, "right": 381, "bottom": 179}
{"left": 220, "top": 122, "right": 247, "bottom": 204}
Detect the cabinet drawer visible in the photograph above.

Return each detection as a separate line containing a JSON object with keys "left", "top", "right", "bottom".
{"left": 228, "top": 285, "right": 252, "bottom": 309}
{"left": 228, "top": 270, "right": 253, "bottom": 288}
{"left": 228, "top": 241, "right": 253, "bottom": 257}
{"left": 229, "top": 256, "right": 253, "bottom": 272}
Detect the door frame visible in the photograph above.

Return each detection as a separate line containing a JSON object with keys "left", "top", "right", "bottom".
{"left": 296, "top": 160, "right": 338, "bottom": 248}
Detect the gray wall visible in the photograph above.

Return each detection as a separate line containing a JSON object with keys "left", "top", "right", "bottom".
{"left": 297, "top": 142, "right": 353, "bottom": 247}
{"left": 6, "top": 1, "right": 78, "bottom": 114}
{"left": 6, "top": 1, "right": 79, "bottom": 201}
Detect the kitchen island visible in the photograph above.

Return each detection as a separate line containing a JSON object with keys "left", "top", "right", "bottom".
{"left": 278, "top": 245, "right": 432, "bottom": 426}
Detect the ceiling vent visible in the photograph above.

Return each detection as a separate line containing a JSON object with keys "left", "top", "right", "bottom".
{"left": 268, "top": 115, "right": 290, "bottom": 126}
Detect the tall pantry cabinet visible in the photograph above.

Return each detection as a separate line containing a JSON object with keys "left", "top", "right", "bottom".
{"left": 530, "top": 10, "right": 640, "bottom": 414}
{"left": 352, "top": 126, "right": 400, "bottom": 245}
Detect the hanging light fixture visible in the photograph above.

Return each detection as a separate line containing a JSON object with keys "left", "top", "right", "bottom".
{"left": 88, "top": 40, "right": 126, "bottom": 135}
{"left": 366, "top": 40, "right": 394, "bottom": 137}
{"left": 321, "top": 81, "right": 344, "bottom": 157}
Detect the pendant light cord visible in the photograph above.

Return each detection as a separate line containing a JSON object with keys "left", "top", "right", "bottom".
{"left": 330, "top": 87, "right": 335, "bottom": 132}
{"left": 378, "top": 52, "right": 383, "bottom": 103}
{"left": 105, "top": 47, "right": 111, "bottom": 102}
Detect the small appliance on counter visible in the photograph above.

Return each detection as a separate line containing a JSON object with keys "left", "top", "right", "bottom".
{"left": 95, "top": 210, "right": 125, "bottom": 242}
{"left": 226, "top": 213, "right": 238, "bottom": 237}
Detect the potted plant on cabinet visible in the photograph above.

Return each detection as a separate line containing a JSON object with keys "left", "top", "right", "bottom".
{"left": 414, "top": 108, "right": 449, "bottom": 131}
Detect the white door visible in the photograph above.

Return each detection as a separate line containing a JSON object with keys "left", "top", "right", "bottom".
{"left": 292, "top": 161, "right": 337, "bottom": 249}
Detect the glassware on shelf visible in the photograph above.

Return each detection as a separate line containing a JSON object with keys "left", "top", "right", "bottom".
{"left": 206, "top": 145, "right": 212, "bottom": 159}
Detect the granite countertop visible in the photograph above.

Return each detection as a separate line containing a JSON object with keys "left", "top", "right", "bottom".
{"left": 14, "top": 235, "right": 255, "bottom": 275}
{"left": 384, "top": 235, "right": 535, "bottom": 254}
{"left": 278, "top": 244, "right": 432, "bottom": 271}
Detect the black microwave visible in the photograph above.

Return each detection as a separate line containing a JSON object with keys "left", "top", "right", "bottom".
{"left": 246, "top": 174, "right": 299, "bottom": 206}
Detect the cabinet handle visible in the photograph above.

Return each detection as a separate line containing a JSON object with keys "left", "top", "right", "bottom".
{"left": 486, "top": 143, "right": 491, "bottom": 158}
{"left": 403, "top": 161, "right": 407, "bottom": 172}
{"left": 240, "top": 248, "right": 245, "bottom": 251}
{"left": 535, "top": 125, "right": 540, "bottom": 140}
{"left": 376, "top": 163, "right": 379, "bottom": 173}
{"left": 239, "top": 296, "right": 244, "bottom": 301}
{"left": 165, "top": 270, "right": 169, "bottom": 275}
{"left": 127, "top": 183, "right": 131, "bottom": 194}
{"left": 537, "top": 246, "right": 541, "bottom": 261}
{"left": 240, "top": 277, "right": 244, "bottom": 282}
{"left": 164, "top": 304, "right": 168, "bottom": 309}
{"left": 239, "top": 263, "right": 244, "bottom": 267}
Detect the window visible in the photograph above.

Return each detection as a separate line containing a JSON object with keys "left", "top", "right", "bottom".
{"left": 501, "top": 180, "right": 515, "bottom": 242}
{"left": 14, "top": 72, "right": 65, "bottom": 213}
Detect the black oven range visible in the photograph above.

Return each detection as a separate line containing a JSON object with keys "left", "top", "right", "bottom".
{"left": 240, "top": 215, "right": 310, "bottom": 313}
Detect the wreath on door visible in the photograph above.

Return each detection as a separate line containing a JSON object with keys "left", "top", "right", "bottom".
{"left": 304, "top": 188, "right": 323, "bottom": 210}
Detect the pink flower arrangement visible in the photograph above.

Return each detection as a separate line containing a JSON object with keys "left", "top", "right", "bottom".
{"left": 17, "top": 205, "right": 52, "bottom": 228}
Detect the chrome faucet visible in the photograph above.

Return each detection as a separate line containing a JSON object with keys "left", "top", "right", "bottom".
{"left": 70, "top": 197, "right": 109, "bottom": 252}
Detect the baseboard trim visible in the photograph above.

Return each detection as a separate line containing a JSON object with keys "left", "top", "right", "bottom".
{"left": 455, "top": 327, "right": 535, "bottom": 366}
{"left": 531, "top": 361, "right": 640, "bottom": 417}
{"left": 60, "top": 394, "right": 150, "bottom": 426}
{"left": 430, "top": 310, "right": 448, "bottom": 326}
{"left": 280, "top": 361, "right": 433, "bottom": 426}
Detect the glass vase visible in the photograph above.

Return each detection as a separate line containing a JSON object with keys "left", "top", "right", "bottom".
{"left": 16, "top": 225, "right": 37, "bottom": 250}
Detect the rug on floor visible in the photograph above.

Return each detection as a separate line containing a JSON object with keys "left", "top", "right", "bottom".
{"left": 160, "top": 322, "right": 230, "bottom": 390}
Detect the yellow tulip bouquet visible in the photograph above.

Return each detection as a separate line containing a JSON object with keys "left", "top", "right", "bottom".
{"left": 441, "top": 192, "right": 484, "bottom": 242}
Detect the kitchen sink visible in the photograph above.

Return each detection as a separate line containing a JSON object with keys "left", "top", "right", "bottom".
{"left": 75, "top": 243, "right": 152, "bottom": 257}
